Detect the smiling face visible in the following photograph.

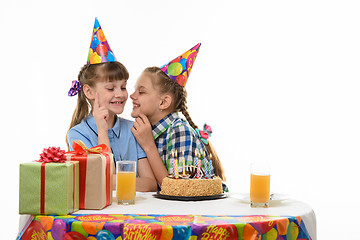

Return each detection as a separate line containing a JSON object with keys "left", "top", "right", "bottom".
{"left": 80, "top": 62, "right": 129, "bottom": 118}
{"left": 130, "top": 73, "right": 165, "bottom": 124}
{"left": 92, "top": 79, "right": 128, "bottom": 115}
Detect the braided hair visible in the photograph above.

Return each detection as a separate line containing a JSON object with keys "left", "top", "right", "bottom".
{"left": 143, "top": 67, "right": 226, "bottom": 181}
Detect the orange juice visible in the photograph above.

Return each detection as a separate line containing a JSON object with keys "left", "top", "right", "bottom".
{"left": 116, "top": 172, "right": 136, "bottom": 201}
{"left": 250, "top": 174, "right": 270, "bottom": 203}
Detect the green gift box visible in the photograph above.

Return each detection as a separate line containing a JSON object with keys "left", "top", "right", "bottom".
{"left": 19, "top": 161, "right": 79, "bottom": 215}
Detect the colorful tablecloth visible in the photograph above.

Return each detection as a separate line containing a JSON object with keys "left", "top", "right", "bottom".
{"left": 18, "top": 192, "right": 316, "bottom": 240}
{"left": 19, "top": 213, "right": 311, "bottom": 240}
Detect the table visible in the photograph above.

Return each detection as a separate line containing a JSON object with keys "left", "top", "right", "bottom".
{"left": 18, "top": 192, "right": 316, "bottom": 240}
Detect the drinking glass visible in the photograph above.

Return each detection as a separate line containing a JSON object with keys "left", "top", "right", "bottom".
{"left": 116, "top": 161, "right": 136, "bottom": 205}
{"left": 250, "top": 162, "right": 270, "bottom": 208}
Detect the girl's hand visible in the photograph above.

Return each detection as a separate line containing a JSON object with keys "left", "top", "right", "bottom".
{"left": 93, "top": 92, "right": 109, "bottom": 133}
{"left": 132, "top": 114, "right": 169, "bottom": 185}
{"left": 131, "top": 114, "right": 155, "bottom": 151}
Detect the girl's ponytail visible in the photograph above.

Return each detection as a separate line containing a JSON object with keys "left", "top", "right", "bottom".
{"left": 181, "top": 106, "right": 226, "bottom": 181}
{"left": 66, "top": 65, "right": 91, "bottom": 150}
{"left": 179, "top": 88, "right": 226, "bottom": 181}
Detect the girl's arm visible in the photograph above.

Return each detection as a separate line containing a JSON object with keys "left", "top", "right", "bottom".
{"left": 112, "top": 158, "right": 157, "bottom": 192}
{"left": 136, "top": 158, "right": 158, "bottom": 192}
{"left": 131, "top": 114, "right": 169, "bottom": 185}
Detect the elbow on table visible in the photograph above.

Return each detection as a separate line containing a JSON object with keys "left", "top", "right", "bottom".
{"left": 136, "top": 177, "right": 158, "bottom": 192}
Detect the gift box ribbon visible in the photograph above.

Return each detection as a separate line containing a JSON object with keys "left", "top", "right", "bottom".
{"left": 39, "top": 162, "right": 77, "bottom": 215}
{"left": 71, "top": 140, "right": 109, "bottom": 155}
{"left": 67, "top": 140, "right": 111, "bottom": 209}
{"left": 40, "top": 163, "right": 46, "bottom": 214}
{"left": 37, "top": 147, "right": 77, "bottom": 215}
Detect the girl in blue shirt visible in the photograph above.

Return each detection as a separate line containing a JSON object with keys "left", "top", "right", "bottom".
{"left": 66, "top": 18, "right": 157, "bottom": 192}
{"left": 67, "top": 62, "right": 157, "bottom": 192}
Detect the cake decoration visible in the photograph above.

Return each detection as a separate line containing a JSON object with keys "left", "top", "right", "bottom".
{"left": 196, "top": 150, "right": 201, "bottom": 178}
{"left": 181, "top": 150, "right": 186, "bottom": 177}
{"left": 161, "top": 148, "right": 223, "bottom": 197}
{"left": 169, "top": 149, "right": 213, "bottom": 180}
{"left": 208, "top": 154, "right": 213, "bottom": 179}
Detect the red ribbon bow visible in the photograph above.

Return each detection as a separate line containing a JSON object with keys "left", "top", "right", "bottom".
{"left": 36, "top": 146, "right": 67, "bottom": 163}
{"left": 35, "top": 146, "right": 76, "bottom": 215}
{"left": 71, "top": 140, "right": 109, "bottom": 155}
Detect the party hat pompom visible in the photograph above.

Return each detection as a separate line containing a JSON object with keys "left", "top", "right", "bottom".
{"left": 87, "top": 17, "right": 117, "bottom": 64}
{"left": 160, "top": 43, "right": 201, "bottom": 87}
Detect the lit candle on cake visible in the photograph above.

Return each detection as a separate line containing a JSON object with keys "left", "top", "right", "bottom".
{"left": 209, "top": 153, "right": 213, "bottom": 179}
{"left": 182, "top": 150, "right": 185, "bottom": 177}
{"left": 194, "top": 150, "right": 198, "bottom": 168}
{"left": 204, "top": 151, "right": 208, "bottom": 179}
{"left": 171, "top": 150, "right": 175, "bottom": 178}
{"left": 197, "top": 154, "right": 200, "bottom": 179}
{"left": 175, "top": 150, "right": 179, "bottom": 179}
{"left": 194, "top": 150, "right": 199, "bottom": 178}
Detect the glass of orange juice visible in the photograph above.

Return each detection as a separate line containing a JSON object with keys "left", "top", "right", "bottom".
{"left": 116, "top": 161, "right": 136, "bottom": 205}
{"left": 250, "top": 162, "right": 270, "bottom": 208}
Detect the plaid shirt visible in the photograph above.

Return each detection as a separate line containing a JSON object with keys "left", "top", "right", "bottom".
{"left": 152, "top": 112, "right": 214, "bottom": 175}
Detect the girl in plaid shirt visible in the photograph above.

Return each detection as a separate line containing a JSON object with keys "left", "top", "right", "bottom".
{"left": 130, "top": 45, "right": 225, "bottom": 186}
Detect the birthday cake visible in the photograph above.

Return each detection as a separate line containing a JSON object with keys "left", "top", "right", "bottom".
{"left": 160, "top": 162, "right": 223, "bottom": 197}
{"left": 160, "top": 176, "right": 223, "bottom": 197}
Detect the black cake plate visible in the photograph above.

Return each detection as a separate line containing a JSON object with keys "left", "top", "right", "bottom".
{"left": 154, "top": 192, "right": 227, "bottom": 201}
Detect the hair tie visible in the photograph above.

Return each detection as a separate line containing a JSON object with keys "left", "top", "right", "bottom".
{"left": 195, "top": 123, "right": 212, "bottom": 145}
{"left": 68, "top": 80, "right": 81, "bottom": 96}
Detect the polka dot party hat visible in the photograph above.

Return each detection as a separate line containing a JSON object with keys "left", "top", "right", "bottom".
{"left": 87, "top": 17, "right": 117, "bottom": 64}
{"left": 160, "top": 43, "right": 201, "bottom": 87}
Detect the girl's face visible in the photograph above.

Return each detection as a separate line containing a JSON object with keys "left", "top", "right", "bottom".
{"left": 130, "top": 73, "right": 163, "bottom": 124}
{"left": 92, "top": 79, "right": 128, "bottom": 115}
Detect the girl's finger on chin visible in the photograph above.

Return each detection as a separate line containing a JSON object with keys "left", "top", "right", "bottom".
{"left": 135, "top": 117, "right": 143, "bottom": 125}
{"left": 138, "top": 114, "right": 147, "bottom": 124}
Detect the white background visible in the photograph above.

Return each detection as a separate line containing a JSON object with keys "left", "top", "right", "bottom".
{"left": 1, "top": 0, "right": 360, "bottom": 239}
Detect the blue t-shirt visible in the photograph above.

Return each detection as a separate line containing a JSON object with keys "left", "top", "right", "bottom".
{"left": 67, "top": 114, "right": 146, "bottom": 164}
